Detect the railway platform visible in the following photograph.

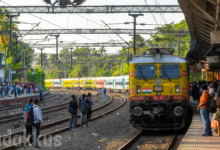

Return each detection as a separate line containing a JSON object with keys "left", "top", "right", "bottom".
{"left": 178, "top": 99, "right": 220, "bottom": 150}
{"left": 0, "top": 91, "right": 50, "bottom": 106}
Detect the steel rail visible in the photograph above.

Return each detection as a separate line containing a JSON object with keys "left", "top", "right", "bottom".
{"left": 0, "top": 94, "right": 69, "bottom": 124}
{"left": 0, "top": 94, "right": 56, "bottom": 111}
{"left": 118, "top": 131, "right": 143, "bottom": 150}
{"left": 118, "top": 132, "right": 176, "bottom": 150}
{"left": 165, "top": 133, "right": 176, "bottom": 150}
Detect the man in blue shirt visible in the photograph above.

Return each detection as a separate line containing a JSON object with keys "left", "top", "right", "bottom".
{"left": 39, "top": 90, "right": 44, "bottom": 105}
{"left": 8, "top": 83, "right": 11, "bottom": 97}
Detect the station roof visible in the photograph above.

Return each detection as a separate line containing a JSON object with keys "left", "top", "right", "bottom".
{"left": 178, "top": 0, "right": 220, "bottom": 71}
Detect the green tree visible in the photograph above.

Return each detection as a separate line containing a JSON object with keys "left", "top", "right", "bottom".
{"left": 35, "top": 53, "right": 48, "bottom": 66}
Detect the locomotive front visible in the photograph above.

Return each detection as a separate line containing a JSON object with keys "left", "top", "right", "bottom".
{"left": 129, "top": 49, "right": 190, "bottom": 130}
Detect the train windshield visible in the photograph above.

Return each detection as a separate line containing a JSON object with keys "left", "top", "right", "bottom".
{"left": 136, "top": 65, "right": 156, "bottom": 79}
{"left": 160, "top": 64, "right": 180, "bottom": 79}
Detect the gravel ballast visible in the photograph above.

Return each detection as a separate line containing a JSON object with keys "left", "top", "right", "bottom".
{"left": 16, "top": 95, "right": 140, "bottom": 150}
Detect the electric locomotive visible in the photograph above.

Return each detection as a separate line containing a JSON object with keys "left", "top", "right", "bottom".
{"left": 129, "top": 48, "right": 190, "bottom": 130}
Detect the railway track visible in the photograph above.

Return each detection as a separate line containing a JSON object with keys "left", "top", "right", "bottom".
{"left": 0, "top": 91, "right": 124, "bottom": 150}
{"left": 118, "top": 131, "right": 176, "bottom": 150}
{"left": 0, "top": 94, "right": 70, "bottom": 124}
{"left": 0, "top": 94, "right": 56, "bottom": 112}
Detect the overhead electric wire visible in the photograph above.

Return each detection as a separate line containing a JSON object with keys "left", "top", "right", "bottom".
{"left": 15, "top": 22, "right": 41, "bottom": 45}
{"left": 0, "top": 0, "right": 98, "bottom": 44}
{"left": 144, "top": 0, "right": 159, "bottom": 27}
{"left": 101, "top": 20, "right": 131, "bottom": 47}
{"left": 155, "top": 0, "right": 167, "bottom": 24}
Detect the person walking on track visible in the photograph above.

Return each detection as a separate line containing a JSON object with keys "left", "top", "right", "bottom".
{"left": 197, "top": 84, "right": 212, "bottom": 136}
{"left": 23, "top": 98, "right": 34, "bottom": 146}
{"left": 104, "top": 88, "right": 107, "bottom": 99}
{"left": 32, "top": 99, "right": 43, "bottom": 148}
{"left": 39, "top": 90, "right": 44, "bottom": 105}
{"left": 79, "top": 94, "right": 89, "bottom": 127}
{"left": 126, "top": 87, "right": 129, "bottom": 96}
{"left": 69, "top": 95, "right": 78, "bottom": 130}
{"left": 87, "top": 93, "right": 93, "bottom": 122}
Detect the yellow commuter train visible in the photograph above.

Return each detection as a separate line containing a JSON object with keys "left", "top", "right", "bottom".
{"left": 129, "top": 49, "right": 191, "bottom": 130}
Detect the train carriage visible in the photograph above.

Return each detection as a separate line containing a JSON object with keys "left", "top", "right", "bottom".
{"left": 115, "top": 77, "right": 125, "bottom": 93}
{"left": 95, "top": 77, "right": 105, "bottom": 90}
{"left": 129, "top": 49, "right": 190, "bottom": 131}
{"left": 105, "top": 77, "right": 115, "bottom": 92}
{"left": 63, "top": 79, "right": 74, "bottom": 88}
{"left": 74, "top": 79, "right": 80, "bottom": 88}
{"left": 53, "top": 80, "right": 62, "bottom": 89}
{"left": 45, "top": 80, "right": 53, "bottom": 88}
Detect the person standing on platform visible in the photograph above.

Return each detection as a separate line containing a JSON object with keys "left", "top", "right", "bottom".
{"left": 192, "top": 81, "right": 198, "bottom": 100}
{"left": 23, "top": 98, "right": 34, "bottom": 145}
{"left": 197, "top": 84, "right": 212, "bottom": 136}
{"left": 35, "top": 84, "right": 38, "bottom": 94}
{"left": 69, "top": 95, "right": 78, "bottom": 130}
{"left": 14, "top": 84, "right": 17, "bottom": 98}
{"left": 0, "top": 84, "right": 3, "bottom": 98}
{"left": 39, "top": 90, "right": 44, "bottom": 105}
{"left": 87, "top": 93, "right": 93, "bottom": 122}
{"left": 213, "top": 85, "right": 220, "bottom": 135}
{"left": 8, "top": 83, "right": 11, "bottom": 97}
{"left": 30, "top": 84, "right": 33, "bottom": 95}
{"left": 209, "top": 82, "right": 218, "bottom": 124}
{"left": 104, "top": 88, "right": 107, "bottom": 99}
{"left": 32, "top": 99, "right": 43, "bottom": 148}
{"left": 17, "top": 84, "right": 21, "bottom": 96}
{"left": 24, "top": 84, "right": 27, "bottom": 94}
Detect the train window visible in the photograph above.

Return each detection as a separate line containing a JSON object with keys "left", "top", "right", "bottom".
{"left": 125, "top": 82, "right": 129, "bottom": 85}
{"left": 160, "top": 64, "right": 180, "bottom": 79}
{"left": 116, "top": 82, "right": 123, "bottom": 85}
{"left": 136, "top": 65, "right": 156, "bottom": 79}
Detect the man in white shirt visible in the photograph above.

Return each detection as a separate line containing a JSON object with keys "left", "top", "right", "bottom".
{"left": 32, "top": 99, "right": 43, "bottom": 148}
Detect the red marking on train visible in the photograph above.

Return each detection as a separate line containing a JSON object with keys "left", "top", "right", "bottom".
{"left": 130, "top": 71, "right": 134, "bottom": 77}
{"left": 182, "top": 71, "right": 187, "bottom": 76}
{"left": 130, "top": 88, "right": 134, "bottom": 94}
{"left": 130, "top": 95, "right": 187, "bottom": 101}
{"left": 182, "top": 88, "right": 186, "bottom": 93}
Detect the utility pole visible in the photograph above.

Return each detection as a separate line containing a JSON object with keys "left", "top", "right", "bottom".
{"left": 127, "top": 48, "right": 130, "bottom": 64}
{"left": 50, "top": 34, "right": 60, "bottom": 60}
{"left": 70, "top": 48, "right": 73, "bottom": 70}
{"left": 5, "top": 13, "right": 20, "bottom": 53}
{"left": 178, "top": 36, "right": 181, "bottom": 57}
{"left": 14, "top": 34, "right": 22, "bottom": 59}
{"left": 121, "top": 61, "right": 123, "bottom": 76}
{"left": 39, "top": 48, "right": 44, "bottom": 66}
{"left": 129, "top": 14, "right": 144, "bottom": 55}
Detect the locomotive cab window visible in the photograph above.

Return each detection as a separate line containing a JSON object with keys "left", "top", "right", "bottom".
{"left": 160, "top": 64, "right": 180, "bottom": 79}
{"left": 136, "top": 65, "right": 156, "bottom": 79}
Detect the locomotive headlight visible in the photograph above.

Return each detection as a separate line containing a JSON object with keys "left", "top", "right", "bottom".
{"left": 175, "top": 85, "right": 180, "bottom": 93}
{"left": 133, "top": 106, "right": 143, "bottom": 116}
{"left": 174, "top": 106, "right": 184, "bottom": 116}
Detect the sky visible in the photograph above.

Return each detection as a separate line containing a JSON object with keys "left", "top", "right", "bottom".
{"left": 0, "top": 0, "right": 186, "bottom": 55}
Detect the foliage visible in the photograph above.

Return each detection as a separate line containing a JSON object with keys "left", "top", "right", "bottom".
{"left": 27, "top": 66, "right": 46, "bottom": 89}
{"left": 96, "top": 68, "right": 113, "bottom": 77}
